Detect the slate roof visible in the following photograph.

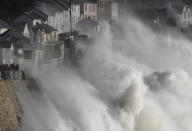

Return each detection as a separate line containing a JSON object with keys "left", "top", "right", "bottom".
{"left": 71, "top": 0, "right": 82, "bottom": 4}
{"left": 29, "top": 8, "right": 48, "bottom": 20}
{"left": 0, "top": 19, "right": 13, "bottom": 29}
{"left": 54, "top": 0, "right": 69, "bottom": 10}
{"left": 14, "top": 11, "right": 47, "bottom": 26}
{"left": 83, "top": 0, "right": 97, "bottom": 3}
{"left": 0, "top": 29, "right": 30, "bottom": 42}
{"left": 32, "top": 24, "right": 57, "bottom": 34}
{"left": 12, "top": 22, "right": 30, "bottom": 32}
{"left": 24, "top": 12, "right": 45, "bottom": 20}
{"left": 0, "top": 29, "right": 33, "bottom": 49}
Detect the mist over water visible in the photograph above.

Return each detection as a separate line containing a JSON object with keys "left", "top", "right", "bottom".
{"left": 19, "top": 15, "right": 192, "bottom": 131}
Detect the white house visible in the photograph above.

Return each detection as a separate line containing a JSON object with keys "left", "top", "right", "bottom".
{"left": 0, "top": 41, "right": 14, "bottom": 64}
{"left": 180, "top": 6, "right": 192, "bottom": 27}
{"left": 111, "top": 1, "right": 118, "bottom": 23}
{"left": 82, "top": 0, "right": 98, "bottom": 21}
{"left": 32, "top": 24, "right": 64, "bottom": 68}
{"left": 97, "top": 0, "right": 119, "bottom": 23}
{"left": 47, "top": 10, "right": 70, "bottom": 33}
{"left": 71, "top": 3, "right": 81, "bottom": 27}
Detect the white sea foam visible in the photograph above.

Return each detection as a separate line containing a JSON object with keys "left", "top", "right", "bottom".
{"left": 19, "top": 15, "right": 192, "bottom": 131}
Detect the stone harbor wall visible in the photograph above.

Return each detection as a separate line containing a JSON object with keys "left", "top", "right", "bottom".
{"left": 0, "top": 79, "right": 40, "bottom": 131}
{"left": 0, "top": 81, "right": 20, "bottom": 131}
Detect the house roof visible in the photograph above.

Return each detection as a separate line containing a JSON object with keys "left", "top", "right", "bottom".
{"left": 0, "top": 29, "right": 33, "bottom": 49}
{"left": 14, "top": 11, "right": 47, "bottom": 25}
{"left": 0, "top": 30, "right": 19, "bottom": 42}
{"left": 0, "top": 19, "right": 13, "bottom": 29}
{"left": 83, "top": 0, "right": 97, "bottom": 3}
{"left": 1, "top": 29, "right": 30, "bottom": 42}
{"left": 71, "top": 0, "right": 82, "bottom": 4}
{"left": 36, "top": 0, "right": 70, "bottom": 16}
{"left": 0, "top": 41, "right": 12, "bottom": 48}
{"left": 54, "top": 0, "right": 69, "bottom": 10}
{"left": 24, "top": 12, "right": 45, "bottom": 20}
{"left": 15, "top": 38, "right": 33, "bottom": 49}
{"left": 29, "top": 8, "right": 48, "bottom": 20}
{"left": 32, "top": 24, "right": 57, "bottom": 34}
{"left": 12, "top": 22, "right": 32, "bottom": 33}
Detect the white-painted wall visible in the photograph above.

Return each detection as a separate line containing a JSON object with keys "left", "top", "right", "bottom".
{"left": 23, "top": 24, "right": 30, "bottom": 38}
{"left": 111, "top": 2, "right": 118, "bottom": 23}
{"left": 72, "top": 4, "right": 81, "bottom": 27}
{"left": 1, "top": 46, "right": 14, "bottom": 64}
{"left": 181, "top": 6, "right": 192, "bottom": 27}
{"left": 47, "top": 10, "right": 70, "bottom": 33}
{"left": 83, "top": 3, "right": 97, "bottom": 21}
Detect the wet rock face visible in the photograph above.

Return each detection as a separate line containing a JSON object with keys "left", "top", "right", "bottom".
{"left": 0, "top": 81, "right": 20, "bottom": 131}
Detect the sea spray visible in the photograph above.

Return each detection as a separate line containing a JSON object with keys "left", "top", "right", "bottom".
{"left": 18, "top": 14, "right": 192, "bottom": 131}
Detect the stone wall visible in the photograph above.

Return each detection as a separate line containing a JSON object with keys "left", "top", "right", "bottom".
{"left": 0, "top": 81, "right": 20, "bottom": 131}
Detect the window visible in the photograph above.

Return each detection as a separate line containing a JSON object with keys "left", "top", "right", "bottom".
{"left": 18, "top": 49, "right": 23, "bottom": 55}
{"left": 24, "top": 50, "right": 32, "bottom": 59}
{"left": 36, "top": 22, "right": 40, "bottom": 25}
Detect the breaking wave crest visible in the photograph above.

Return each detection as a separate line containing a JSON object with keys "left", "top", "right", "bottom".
{"left": 19, "top": 16, "right": 192, "bottom": 131}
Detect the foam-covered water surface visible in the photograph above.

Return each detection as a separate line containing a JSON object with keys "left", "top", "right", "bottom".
{"left": 19, "top": 16, "right": 192, "bottom": 131}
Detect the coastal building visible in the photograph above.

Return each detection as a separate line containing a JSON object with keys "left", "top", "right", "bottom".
{"left": 180, "top": 6, "right": 192, "bottom": 28}
{"left": 111, "top": 0, "right": 119, "bottom": 23}
{"left": 32, "top": 24, "right": 58, "bottom": 45}
{"left": 47, "top": 10, "right": 70, "bottom": 33}
{"left": 37, "top": 0, "right": 70, "bottom": 33}
{"left": 97, "top": 0, "right": 118, "bottom": 23}
{"left": 71, "top": 1, "right": 81, "bottom": 27}
{"left": 0, "top": 41, "right": 14, "bottom": 65}
{"left": 76, "top": 17, "right": 100, "bottom": 37}
{"left": 13, "top": 22, "right": 34, "bottom": 39}
{"left": 32, "top": 24, "right": 64, "bottom": 66}
{"left": 0, "top": 29, "right": 34, "bottom": 70}
{"left": 82, "top": 0, "right": 97, "bottom": 21}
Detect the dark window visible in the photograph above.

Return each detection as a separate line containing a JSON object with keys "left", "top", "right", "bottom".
{"left": 36, "top": 22, "right": 40, "bottom": 25}
{"left": 24, "top": 50, "right": 32, "bottom": 59}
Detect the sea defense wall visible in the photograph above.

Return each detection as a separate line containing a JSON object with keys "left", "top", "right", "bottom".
{"left": 0, "top": 81, "right": 20, "bottom": 131}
